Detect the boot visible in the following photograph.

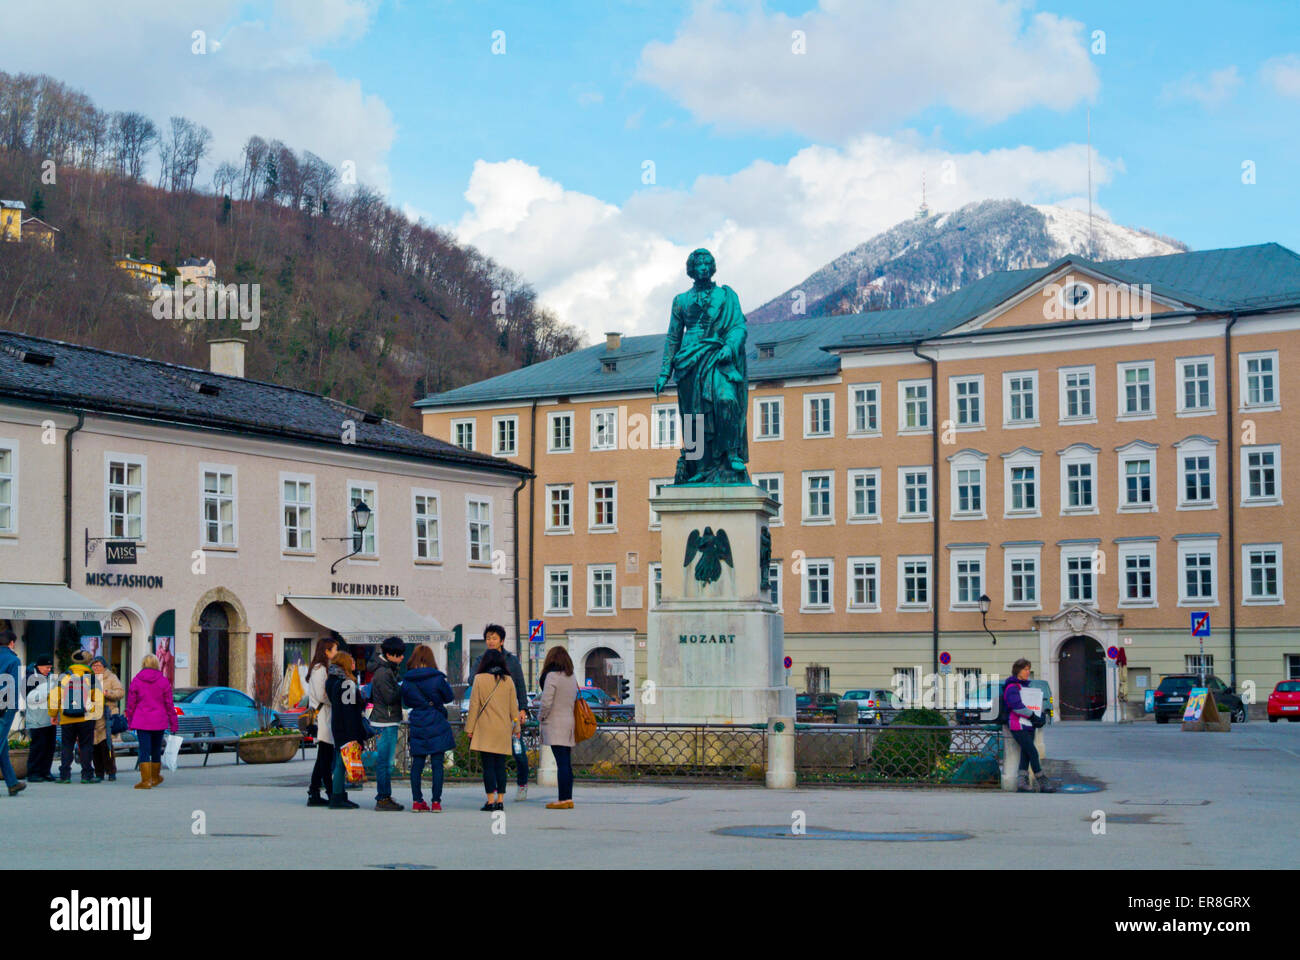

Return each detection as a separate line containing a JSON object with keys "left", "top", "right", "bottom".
{"left": 134, "top": 765, "right": 152, "bottom": 790}
{"left": 1035, "top": 771, "right": 1057, "bottom": 793}
{"left": 1016, "top": 771, "right": 1031, "bottom": 792}
{"left": 328, "top": 791, "right": 359, "bottom": 809}
{"left": 148, "top": 762, "right": 164, "bottom": 787}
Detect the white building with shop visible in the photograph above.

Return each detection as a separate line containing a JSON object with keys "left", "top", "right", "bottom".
{"left": 0, "top": 332, "right": 531, "bottom": 695}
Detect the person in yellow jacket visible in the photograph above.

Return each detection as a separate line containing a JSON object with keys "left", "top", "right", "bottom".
{"left": 464, "top": 647, "right": 520, "bottom": 812}
{"left": 49, "top": 649, "right": 102, "bottom": 784}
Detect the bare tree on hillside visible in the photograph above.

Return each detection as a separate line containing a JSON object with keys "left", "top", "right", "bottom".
{"left": 110, "top": 111, "right": 158, "bottom": 181}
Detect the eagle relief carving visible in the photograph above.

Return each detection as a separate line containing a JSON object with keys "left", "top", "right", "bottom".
{"left": 684, "top": 526, "right": 732, "bottom": 586}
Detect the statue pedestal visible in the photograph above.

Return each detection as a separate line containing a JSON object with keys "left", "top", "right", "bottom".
{"left": 638, "top": 484, "right": 795, "bottom": 725}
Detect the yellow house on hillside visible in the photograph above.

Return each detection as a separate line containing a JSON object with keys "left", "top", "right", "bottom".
{"left": 20, "top": 216, "right": 59, "bottom": 249}
{"left": 116, "top": 254, "right": 166, "bottom": 286}
{"left": 1, "top": 200, "right": 27, "bottom": 241}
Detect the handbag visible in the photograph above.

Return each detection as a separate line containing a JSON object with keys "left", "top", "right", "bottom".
{"left": 110, "top": 713, "right": 128, "bottom": 736}
{"left": 573, "top": 687, "right": 598, "bottom": 744}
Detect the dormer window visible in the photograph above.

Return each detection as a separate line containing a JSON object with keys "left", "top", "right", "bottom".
{"left": 758, "top": 343, "right": 776, "bottom": 360}
{"left": 601, "top": 358, "right": 617, "bottom": 373}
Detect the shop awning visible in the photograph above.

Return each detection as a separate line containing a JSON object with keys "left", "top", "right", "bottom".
{"left": 0, "top": 582, "right": 111, "bottom": 622}
{"left": 283, "top": 596, "right": 453, "bottom": 646}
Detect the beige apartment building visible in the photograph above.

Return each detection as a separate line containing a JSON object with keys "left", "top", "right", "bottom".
{"left": 0, "top": 333, "right": 529, "bottom": 696}
{"left": 418, "top": 244, "right": 1300, "bottom": 718}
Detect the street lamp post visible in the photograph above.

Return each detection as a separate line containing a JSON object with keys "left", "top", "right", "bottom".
{"left": 979, "top": 593, "right": 997, "bottom": 646}
{"left": 328, "top": 499, "right": 373, "bottom": 575}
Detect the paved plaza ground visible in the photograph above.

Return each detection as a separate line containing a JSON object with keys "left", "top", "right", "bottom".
{"left": 3, "top": 721, "right": 1296, "bottom": 869}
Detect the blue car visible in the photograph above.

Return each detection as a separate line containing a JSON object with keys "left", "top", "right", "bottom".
{"left": 171, "top": 686, "right": 263, "bottom": 738}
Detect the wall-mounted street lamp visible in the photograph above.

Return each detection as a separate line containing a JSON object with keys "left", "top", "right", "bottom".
{"left": 327, "top": 499, "right": 372, "bottom": 575}
{"left": 978, "top": 593, "right": 997, "bottom": 646}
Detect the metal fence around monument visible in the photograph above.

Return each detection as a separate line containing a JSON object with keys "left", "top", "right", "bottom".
{"left": 794, "top": 723, "right": 1002, "bottom": 786}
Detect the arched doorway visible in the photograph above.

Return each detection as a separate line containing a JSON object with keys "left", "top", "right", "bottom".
{"left": 198, "top": 603, "right": 230, "bottom": 687}
{"left": 1058, "top": 635, "right": 1106, "bottom": 720}
{"left": 584, "top": 647, "right": 624, "bottom": 702}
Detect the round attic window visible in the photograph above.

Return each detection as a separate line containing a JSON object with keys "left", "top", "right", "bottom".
{"left": 1060, "top": 281, "right": 1093, "bottom": 310}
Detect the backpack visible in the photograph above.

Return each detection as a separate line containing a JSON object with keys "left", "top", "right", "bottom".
{"left": 62, "top": 670, "right": 90, "bottom": 719}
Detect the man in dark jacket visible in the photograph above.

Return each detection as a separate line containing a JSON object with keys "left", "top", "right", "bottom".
{"left": 370, "top": 636, "right": 406, "bottom": 811}
{"left": 472, "top": 625, "right": 530, "bottom": 800}
{"left": 0, "top": 630, "right": 25, "bottom": 796}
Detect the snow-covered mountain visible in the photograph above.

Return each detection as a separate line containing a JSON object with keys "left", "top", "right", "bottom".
{"left": 748, "top": 199, "right": 1187, "bottom": 324}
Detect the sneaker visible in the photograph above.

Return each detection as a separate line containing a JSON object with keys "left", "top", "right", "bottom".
{"left": 514, "top": 784, "right": 528, "bottom": 802}
{"left": 8, "top": 782, "right": 26, "bottom": 796}
{"left": 81, "top": 777, "right": 99, "bottom": 784}
{"left": 54, "top": 777, "right": 71, "bottom": 784}
{"left": 411, "top": 800, "right": 430, "bottom": 812}
{"left": 429, "top": 802, "right": 442, "bottom": 812}
{"left": 375, "top": 797, "right": 404, "bottom": 812}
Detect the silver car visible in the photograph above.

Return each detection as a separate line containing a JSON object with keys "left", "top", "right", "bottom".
{"left": 841, "top": 688, "right": 902, "bottom": 724}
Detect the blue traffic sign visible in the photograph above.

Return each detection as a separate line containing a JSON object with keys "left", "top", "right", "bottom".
{"left": 528, "top": 619, "right": 545, "bottom": 645}
{"left": 1190, "top": 611, "right": 1211, "bottom": 637}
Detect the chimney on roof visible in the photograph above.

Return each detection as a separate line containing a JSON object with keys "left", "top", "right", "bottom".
{"left": 605, "top": 331, "right": 622, "bottom": 352}
{"left": 208, "top": 337, "right": 246, "bottom": 378}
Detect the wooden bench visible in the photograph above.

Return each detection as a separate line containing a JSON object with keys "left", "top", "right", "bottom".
{"left": 126, "top": 716, "right": 243, "bottom": 767}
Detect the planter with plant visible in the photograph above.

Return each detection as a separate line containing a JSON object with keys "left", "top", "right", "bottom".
{"left": 235, "top": 727, "right": 301, "bottom": 764}
{"left": 7, "top": 735, "right": 30, "bottom": 779}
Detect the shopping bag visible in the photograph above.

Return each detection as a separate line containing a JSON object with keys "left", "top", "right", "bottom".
{"left": 340, "top": 741, "right": 364, "bottom": 784}
{"left": 161, "top": 732, "right": 184, "bottom": 771}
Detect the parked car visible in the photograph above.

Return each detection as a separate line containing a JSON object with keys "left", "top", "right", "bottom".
{"left": 1153, "top": 674, "right": 1246, "bottom": 724}
{"left": 840, "top": 689, "right": 899, "bottom": 723}
{"left": 1267, "top": 680, "right": 1300, "bottom": 721}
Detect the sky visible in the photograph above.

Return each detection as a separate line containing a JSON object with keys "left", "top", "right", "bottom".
{"left": 4, "top": 0, "right": 1298, "bottom": 343}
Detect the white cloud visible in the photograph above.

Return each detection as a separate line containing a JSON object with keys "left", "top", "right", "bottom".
{"left": 0, "top": 0, "right": 395, "bottom": 191}
{"left": 1261, "top": 54, "right": 1300, "bottom": 98}
{"left": 453, "top": 135, "right": 1118, "bottom": 343}
{"left": 1160, "top": 66, "right": 1242, "bottom": 108}
{"left": 637, "top": 0, "right": 1099, "bottom": 140}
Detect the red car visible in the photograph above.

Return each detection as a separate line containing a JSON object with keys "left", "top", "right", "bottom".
{"left": 1267, "top": 680, "right": 1300, "bottom": 722}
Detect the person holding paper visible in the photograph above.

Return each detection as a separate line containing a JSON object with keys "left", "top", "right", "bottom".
{"left": 1004, "top": 659, "right": 1055, "bottom": 793}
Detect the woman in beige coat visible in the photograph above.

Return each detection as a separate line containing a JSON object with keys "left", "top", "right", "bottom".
{"left": 90, "top": 657, "right": 125, "bottom": 781}
{"left": 465, "top": 647, "right": 519, "bottom": 811}
{"left": 538, "top": 646, "right": 580, "bottom": 809}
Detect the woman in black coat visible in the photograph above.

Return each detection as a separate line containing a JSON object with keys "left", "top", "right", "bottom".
{"left": 325, "top": 651, "right": 367, "bottom": 810}
{"left": 401, "top": 645, "right": 455, "bottom": 811}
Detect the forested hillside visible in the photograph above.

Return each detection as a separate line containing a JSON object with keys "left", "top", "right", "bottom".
{"left": 0, "top": 71, "right": 581, "bottom": 425}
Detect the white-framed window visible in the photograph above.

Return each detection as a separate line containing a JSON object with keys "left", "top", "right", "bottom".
{"left": 588, "top": 564, "right": 616, "bottom": 614}
{"left": 754, "top": 473, "right": 784, "bottom": 525}
{"left": 849, "top": 383, "right": 881, "bottom": 435}
{"left": 548, "top": 411, "right": 573, "bottom": 453}
{"left": 1243, "top": 543, "right": 1282, "bottom": 604}
{"left": 948, "top": 450, "right": 987, "bottom": 519}
{"left": 767, "top": 562, "right": 782, "bottom": 608}
{"left": 898, "top": 556, "right": 931, "bottom": 611}
{"left": 1003, "top": 371, "right": 1038, "bottom": 426}
{"left": 1286, "top": 655, "right": 1300, "bottom": 681}
{"left": 1058, "top": 443, "right": 1099, "bottom": 515}
{"left": 1116, "top": 442, "right": 1158, "bottom": 511}
{"left": 451, "top": 418, "right": 475, "bottom": 451}
{"left": 545, "top": 484, "right": 573, "bottom": 533}
{"left": 1176, "top": 356, "right": 1215, "bottom": 415}
{"left": 1242, "top": 445, "right": 1281, "bottom": 506}
{"left": 1185, "top": 654, "right": 1215, "bottom": 677}
{"left": 591, "top": 408, "right": 618, "bottom": 451}
{"left": 280, "top": 473, "right": 314, "bottom": 553}
{"left": 589, "top": 482, "right": 617, "bottom": 531}
{"left": 847, "top": 556, "right": 881, "bottom": 612}
{"left": 1061, "top": 546, "right": 1098, "bottom": 606}
{"left": 1177, "top": 538, "right": 1218, "bottom": 605}
{"left": 898, "top": 466, "right": 931, "bottom": 521}
{"left": 0, "top": 440, "right": 14, "bottom": 534}
{"left": 545, "top": 565, "right": 572, "bottom": 615}
{"left": 466, "top": 496, "right": 492, "bottom": 565}
{"left": 893, "top": 666, "right": 921, "bottom": 708}
{"left": 1004, "top": 548, "right": 1041, "bottom": 609}
{"left": 754, "top": 396, "right": 783, "bottom": 441}
{"left": 847, "top": 468, "right": 881, "bottom": 522}
{"left": 348, "top": 482, "right": 377, "bottom": 556}
{"left": 105, "top": 454, "right": 146, "bottom": 540}
{"left": 1118, "top": 543, "right": 1157, "bottom": 607}
{"left": 802, "top": 471, "right": 834, "bottom": 523}
{"left": 805, "top": 393, "right": 833, "bottom": 438}
{"left": 898, "top": 379, "right": 931, "bottom": 433}
{"left": 492, "top": 415, "right": 518, "bottom": 456}
{"left": 1118, "top": 361, "right": 1155, "bottom": 418}
{"left": 949, "top": 549, "right": 986, "bottom": 610}
{"left": 1239, "top": 351, "right": 1279, "bottom": 410}
{"left": 652, "top": 403, "right": 679, "bottom": 449}
{"left": 200, "top": 465, "right": 236, "bottom": 547}
{"left": 412, "top": 490, "right": 441, "bottom": 561}
{"left": 648, "top": 478, "right": 672, "bottom": 528}
{"left": 1175, "top": 436, "right": 1217, "bottom": 509}
{"left": 1059, "top": 365, "right": 1095, "bottom": 423}
{"left": 950, "top": 375, "right": 984, "bottom": 428}
{"left": 650, "top": 562, "right": 663, "bottom": 608}
{"left": 802, "top": 558, "right": 833, "bottom": 612}
{"left": 1002, "top": 448, "right": 1041, "bottom": 517}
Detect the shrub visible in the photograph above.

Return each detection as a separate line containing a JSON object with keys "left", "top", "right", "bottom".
{"left": 871, "top": 708, "right": 951, "bottom": 779}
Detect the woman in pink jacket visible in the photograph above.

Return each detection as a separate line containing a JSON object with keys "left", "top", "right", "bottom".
{"left": 125, "top": 654, "right": 178, "bottom": 790}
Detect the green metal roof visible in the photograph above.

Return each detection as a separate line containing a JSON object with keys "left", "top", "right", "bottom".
{"left": 415, "top": 243, "right": 1300, "bottom": 409}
